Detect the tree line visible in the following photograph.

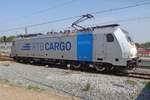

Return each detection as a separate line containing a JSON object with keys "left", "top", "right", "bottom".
{"left": 135, "top": 42, "right": 150, "bottom": 49}
{"left": 0, "top": 36, "right": 16, "bottom": 42}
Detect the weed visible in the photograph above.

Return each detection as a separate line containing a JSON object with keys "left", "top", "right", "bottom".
{"left": 126, "top": 79, "right": 137, "bottom": 86}
{"left": 141, "top": 81, "right": 147, "bottom": 85}
{"left": 26, "top": 85, "right": 45, "bottom": 91}
{"left": 82, "top": 83, "right": 91, "bottom": 91}
{"left": 145, "top": 82, "right": 150, "bottom": 89}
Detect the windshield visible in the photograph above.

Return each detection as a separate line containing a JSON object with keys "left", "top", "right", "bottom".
{"left": 122, "top": 29, "right": 134, "bottom": 44}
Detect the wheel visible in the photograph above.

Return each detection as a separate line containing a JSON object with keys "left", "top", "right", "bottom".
{"left": 72, "top": 63, "right": 81, "bottom": 69}
{"left": 128, "top": 64, "right": 136, "bottom": 70}
{"left": 94, "top": 63, "right": 105, "bottom": 72}
{"left": 104, "top": 64, "right": 114, "bottom": 72}
{"left": 29, "top": 60, "right": 34, "bottom": 64}
{"left": 127, "top": 61, "right": 136, "bottom": 70}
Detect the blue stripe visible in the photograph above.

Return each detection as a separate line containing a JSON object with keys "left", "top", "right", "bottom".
{"left": 77, "top": 32, "right": 93, "bottom": 61}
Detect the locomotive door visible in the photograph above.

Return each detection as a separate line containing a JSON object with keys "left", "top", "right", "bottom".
{"left": 95, "top": 34, "right": 106, "bottom": 61}
{"left": 11, "top": 41, "right": 16, "bottom": 57}
{"left": 77, "top": 32, "right": 93, "bottom": 62}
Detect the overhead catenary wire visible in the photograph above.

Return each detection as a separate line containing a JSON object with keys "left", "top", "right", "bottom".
{"left": 102, "top": 16, "right": 150, "bottom": 24}
{"left": 83, "top": 16, "right": 150, "bottom": 28}
{"left": 90, "top": 1, "right": 150, "bottom": 15}
{"left": 0, "top": 0, "right": 147, "bottom": 25}
{"left": 48, "top": 16, "right": 150, "bottom": 31}
{"left": 0, "top": 0, "right": 76, "bottom": 24}
{"left": 1, "top": 1, "right": 150, "bottom": 33}
{"left": 4, "top": 16, "right": 150, "bottom": 35}
{"left": 135, "top": 0, "right": 150, "bottom": 3}
{"left": 27, "top": 0, "right": 75, "bottom": 16}
{"left": 0, "top": 16, "right": 80, "bottom": 32}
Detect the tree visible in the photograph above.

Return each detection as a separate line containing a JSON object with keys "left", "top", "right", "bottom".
{"left": 135, "top": 42, "right": 150, "bottom": 49}
{"left": 144, "top": 42, "right": 150, "bottom": 49}
{"left": 0, "top": 35, "right": 16, "bottom": 42}
{"left": 6, "top": 36, "right": 16, "bottom": 42}
{"left": 135, "top": 43, "right": 140, "bottom": 48}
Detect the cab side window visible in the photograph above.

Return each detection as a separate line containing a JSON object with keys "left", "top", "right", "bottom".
{"left": 106, "top": 34, "right": 114, "bottom": 42}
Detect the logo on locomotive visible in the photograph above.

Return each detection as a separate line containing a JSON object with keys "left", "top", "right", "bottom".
{"left": 21, "top": 41, "right": 71, "bottom": 51}
{"left": 21, "top": 43, "right": 32, "bottom": 50}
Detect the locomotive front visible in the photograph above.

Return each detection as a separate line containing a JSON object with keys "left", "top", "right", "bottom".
{"left": 116, "top": 28, "right": 138, "bottom": 69}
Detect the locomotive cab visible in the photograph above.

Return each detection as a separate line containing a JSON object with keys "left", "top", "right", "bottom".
{"left": 93, "top": 24, "right": 138, "bottom": 70}
{"left": 114, "top": 28, "right": 138, "bottom": 69}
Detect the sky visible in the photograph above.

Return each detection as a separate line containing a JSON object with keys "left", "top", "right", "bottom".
{"left": 0, "top": 0, "right": 150, "bottom": 43}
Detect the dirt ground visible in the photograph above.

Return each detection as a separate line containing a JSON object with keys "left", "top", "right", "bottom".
{"left": 0, "top": 58, "right": 79, "bottom": 100}
{"left": 0, "top": 82, "right": 78, "bottom": 100}
{"left": 0, "top": 54, "right": 13, "bottom": 61}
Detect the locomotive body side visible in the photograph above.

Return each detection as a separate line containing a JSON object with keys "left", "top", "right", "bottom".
{"left": 11, "top": 35, "right": 77, "bottom": 61}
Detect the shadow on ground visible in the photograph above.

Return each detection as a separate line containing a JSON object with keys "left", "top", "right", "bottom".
{"left": 136, "top": 82, "right": 150, "bottom": 100}
{"left": 19, "top": 61, "right": 128, "bottom": 77}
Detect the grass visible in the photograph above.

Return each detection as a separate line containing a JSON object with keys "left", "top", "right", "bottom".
{"left": 145, "top": 82, "right": 150, "bottom": 89}
{"left": 82, "top": 83, "right": 91, "bottom": 91}
{"left": 141, "top": 81, "right": 150, "bottom": 89}
{"left": 26, "top": 85, "right": 45, "bottom": 92}
{"left": 126, "top": 79, "right": 137, "bottom": 86}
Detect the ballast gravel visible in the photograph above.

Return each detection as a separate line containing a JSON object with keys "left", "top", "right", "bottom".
{"left": 0, "top": 61, "right": 149, "bottom": 100}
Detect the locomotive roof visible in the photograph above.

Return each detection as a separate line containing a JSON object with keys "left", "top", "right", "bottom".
{"left": 90, "top": 24, "right": 119, "bottom": 30}
{"left": 15, "top": 24, "right": 120, "bottom": 40}
{"left": 78, "top": 24, "right": 119, "bottom": 32}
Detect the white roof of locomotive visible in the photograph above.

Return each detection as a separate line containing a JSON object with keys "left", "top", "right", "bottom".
{"left": 15, "top": 24, "right": 120, "bottom": 40}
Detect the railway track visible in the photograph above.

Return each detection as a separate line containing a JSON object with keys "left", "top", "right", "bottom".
{"left": 117, "top": 68, "right": 150, "bottom": 80}
{"left": 126, "top": 72, "right": 150, "bottom": 80}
